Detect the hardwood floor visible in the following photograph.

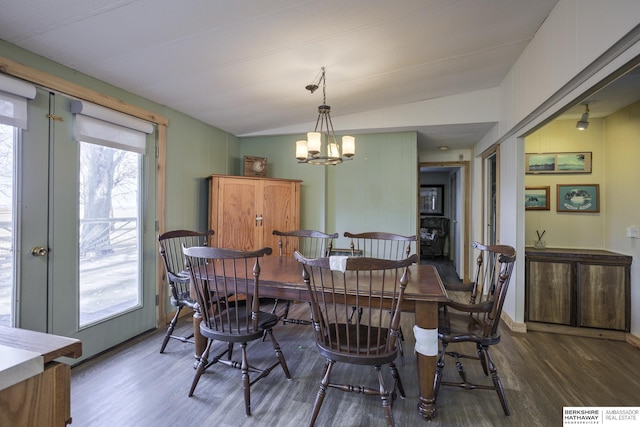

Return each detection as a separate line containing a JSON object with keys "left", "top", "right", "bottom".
{"left": 70, "top": 292, "right": 640, "bottom": 426}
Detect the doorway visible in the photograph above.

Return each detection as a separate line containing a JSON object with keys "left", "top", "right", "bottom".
{"left": 6, "top": 88, "right": 157, "bottom": 362}
{"left": 419, "top": 161, "right": 470, "bottom": 282}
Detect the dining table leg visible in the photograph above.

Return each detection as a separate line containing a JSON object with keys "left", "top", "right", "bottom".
{"left": 413, "top": 300, "right": 439, "bottom": 420}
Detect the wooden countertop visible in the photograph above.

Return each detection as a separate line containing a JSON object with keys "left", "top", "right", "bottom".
{"left": 0, "top": 326, "right": 82, "bottom": 364}
{"left": 525, "top": 247, "right": 632, "bottom": 264}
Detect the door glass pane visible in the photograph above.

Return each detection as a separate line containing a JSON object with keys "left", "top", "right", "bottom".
{"left": 78, "top": 141, "right": 141, "bottom": 326}
{"left": 0, "top": 124, "right": 15, "bottom": 327}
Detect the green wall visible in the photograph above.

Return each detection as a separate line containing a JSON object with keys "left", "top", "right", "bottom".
{"left": 240, "top": 131, "right": 418, "bottom": 248}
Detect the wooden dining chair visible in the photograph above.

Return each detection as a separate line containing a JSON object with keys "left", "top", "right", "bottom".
{"left": 343, "top": 231, "right": 417, "bottom": 363}
{"left": 183, "top": 246, "right": 291, "bottom": 416}
{"left": 434, "top": 241, "right": 516, "bottom": 416}
{"left": 295, "top": 251, "right": 418, "bottom": 427}
{"left": 157, "top": 229, "right": 214, "bottom": 353}
{"left": 271, "top": 229, "right": 339, "bottom": 324}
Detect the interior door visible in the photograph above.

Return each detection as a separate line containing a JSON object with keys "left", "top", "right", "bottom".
{"left": 18, "top": 89, "right": 156, "bottom": 362}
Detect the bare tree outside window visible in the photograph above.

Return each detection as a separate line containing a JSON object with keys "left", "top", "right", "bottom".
{"left": 78, "top": 141, "right": 141, "bottom": 326}
{"left": 0, "top": 124, "right": 15, "bottom": 326}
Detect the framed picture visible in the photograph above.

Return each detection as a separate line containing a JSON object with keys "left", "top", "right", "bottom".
{"left": 557, "top": 184, "right": 599, "bottom": 213}
{"left": 243, "top": 156, "right": 267, "bottom": 177}
{"left": 420, "top": 185, "right": 444, "bottom": 215}
{"left": 525, "top": 152, "right": 592, "bottom": 174}
{"left": 525, "top": 186, "right": 550, "bottom": 210}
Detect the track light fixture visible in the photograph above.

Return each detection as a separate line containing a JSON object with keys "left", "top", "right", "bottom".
{"left": 576, "top": 104, "right": 590, "bottom": 130}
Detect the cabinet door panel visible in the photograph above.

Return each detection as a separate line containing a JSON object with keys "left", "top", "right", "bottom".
{"left": 261, "top": 181, "right": 298, "bottom": 250}
{"left": 527, "top": 261, "right": 572, "bottom": 325}
{"left": 578, "top": 264, "right": 626, "bottom": 330}
{"left": 217, "top": 178, "right": 257, "bottom": 251}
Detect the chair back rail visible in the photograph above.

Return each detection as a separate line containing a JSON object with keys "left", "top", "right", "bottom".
{"left": 343, "top": 231, "right": 416, "bottom": 260}
{"left": 273, "top": 229, "right": 338, "bottom": 258}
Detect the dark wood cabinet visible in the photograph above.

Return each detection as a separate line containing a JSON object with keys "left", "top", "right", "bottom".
{"left": 526, "top": 248, "right": 631, "bottom": 332}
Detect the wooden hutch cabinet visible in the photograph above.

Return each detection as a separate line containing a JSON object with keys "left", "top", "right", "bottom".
{"left": 525, "top": 248, "right": 632, "bottom": 332}
{"left": 208, "top": 175, "right": 301, "bottom": 252}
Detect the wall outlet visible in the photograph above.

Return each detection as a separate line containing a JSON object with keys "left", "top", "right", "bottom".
{"left": 626, "top": 225, "right": 640, "bottom": 238}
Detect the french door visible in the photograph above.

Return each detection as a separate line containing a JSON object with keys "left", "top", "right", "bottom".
{"left": 14, "top": 88, "right": 156, "bottom": 362}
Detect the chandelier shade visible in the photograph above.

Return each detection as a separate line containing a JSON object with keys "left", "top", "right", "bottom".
{"left": 296, "top": 67, "right": 355, "bottom": 165}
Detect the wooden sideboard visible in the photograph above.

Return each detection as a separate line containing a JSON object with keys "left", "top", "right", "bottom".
{"left": 208, "top": 174, "right": 301, "bottom": 251}
{"left": 0, "top": 327, "right": 82, "bottom": 426}
{"left": 525, "top": 248, "right": 632, "bottom": 333}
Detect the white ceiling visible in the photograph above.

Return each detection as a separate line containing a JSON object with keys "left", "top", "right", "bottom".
{"left": 1, "top": 0, "right": 574, "bottom": 151}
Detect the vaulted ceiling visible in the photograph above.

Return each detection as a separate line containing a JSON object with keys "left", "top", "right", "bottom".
{"left": 1, "top": 0, "right": 565, "bottom": 150}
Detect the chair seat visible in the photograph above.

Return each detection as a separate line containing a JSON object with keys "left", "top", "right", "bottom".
{"left": 438, "top": 310, "right": 501, "bottom": 346}
{"left": 200, "top": 309, "right": 279, "bottom": 342}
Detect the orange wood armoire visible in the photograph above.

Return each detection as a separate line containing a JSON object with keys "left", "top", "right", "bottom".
{"left": 208, "top": 174, "right": 301, "bottom": 252}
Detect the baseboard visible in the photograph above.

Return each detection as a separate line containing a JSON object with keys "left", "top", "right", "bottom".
{"left": 526, "top": 322, "right": 627, "bottom": 341}
{"left": 501, "top": 312, "right": 527, "bottom": 333}
{"left": 627, "top": 333, "right": 640, "bottom": 349}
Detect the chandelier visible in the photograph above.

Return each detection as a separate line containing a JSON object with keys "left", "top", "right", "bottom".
{"left": 295, "top": 67, "right": 355, "bottom": 165}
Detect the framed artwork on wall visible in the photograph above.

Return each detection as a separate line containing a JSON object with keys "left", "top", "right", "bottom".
{"left": 525, "top": 186, "right": 550, "bottom": 210}
{"left": 420, "top": 185, "right": 444, "bottom": 216}
{"left": 525, "top": 152, "right": 592, "bottom": 174}
{"left": 243, "top": 156, "right": 268, "bottom": 177}
{"left": 557, "top": 184, "right": 600, "bottom": 213}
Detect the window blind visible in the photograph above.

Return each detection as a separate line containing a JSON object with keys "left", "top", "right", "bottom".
{"left": 0, "top": 73, "right": 37, "bottom": 129}
{"left": 71, "top": 100, "right": 154, "bottom": 154}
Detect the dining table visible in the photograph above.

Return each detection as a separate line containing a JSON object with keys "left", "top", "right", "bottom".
{"left": 190, "top": 255, "right": 448, "bottom": 421}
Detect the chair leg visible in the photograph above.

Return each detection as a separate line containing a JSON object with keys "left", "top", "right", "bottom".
{"left": 240, "top": 342, "right": 251, "bottom": 416}
{"left": 282, "top": 300, "right": 291, "bottom": 321}
{"left": 433, "top": 341, "right": 447, "bottom": 401}
{"left": 265, "top": 329, "right": 291, "bottom": 379}
{"left": 483, "top": 345, "right": 510, "bottom": 416}
{"left": 477, "top": 343, "right": 489, "bottom": 376}
{"left": 159, "top": 306, "right": 182, "bottom": 353}
{"left": 388, "top": 361, "right": 406, "bottom": 399}
{"left": 189, "top": 339, "right": 212, "bottom": 397}
{"left": 376, "top": 366, "right": 395, "bottom": 427}
{"left": 309, "top": 359, "right": 333, "bottom": 427}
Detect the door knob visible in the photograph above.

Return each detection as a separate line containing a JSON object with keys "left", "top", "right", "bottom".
{"left": 31, "top": 247, "right": 48, "bottom": 257}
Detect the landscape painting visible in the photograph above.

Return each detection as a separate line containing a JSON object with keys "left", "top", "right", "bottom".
{"left": 526, "top": 152, "right": 592, "bottom": 174}
{"left": 525, "top": 187, "right": 550, "bottom": 210}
